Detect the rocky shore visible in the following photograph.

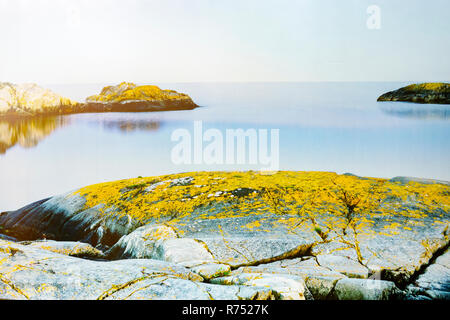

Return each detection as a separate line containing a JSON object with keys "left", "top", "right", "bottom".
{"left": 0, "top": 171, "right": 449, "bottom": 300}
{"left": 0, "top": 82, "right": 199, "bottom": 118}
{"left": 377, "top": 83, "right": 450, "bottom": 104}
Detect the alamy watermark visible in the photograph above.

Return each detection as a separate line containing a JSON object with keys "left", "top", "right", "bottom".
{"left": 367, "top": 5, "right": 381, "bottom": 29}
{"left": 171, "top": 121, "right": 280, "bottom": 172}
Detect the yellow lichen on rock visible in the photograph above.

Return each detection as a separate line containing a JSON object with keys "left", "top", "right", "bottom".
{"left": 377, "top": 82, "right": 450, "bottom": 104}
{"left": 0, "top": 82, "right": 78, "bottom": 115}
{"left": 86, "top": 82, "right": 191, "bottom": 103}
{"left": 403, "top": 83, "right": 449, "bottom": 92}
{"left": 72, "top": 171, "right": 450, "bottom": 227}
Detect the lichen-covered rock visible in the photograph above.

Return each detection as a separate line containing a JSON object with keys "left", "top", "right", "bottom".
{"left": 84, "top": 82, "right": 198, "bottom": 112}
{"left": 316, "top": 254, "right": 369, "bottom": 279}
{"left": 389, "top": 176, "right": 450, "bottom": 186}
{"left": 0, "top": 240, "right": 279, "bottom": 300}
{"left": 377, "top": 83, "right": 450, "bottom": 104}
{"left": 106, "top": 224, "right": 178, "bottom": 259}
{"left": 305, "top": 276, "right": 340, "bottom": 300}
{"left": 232, "top": 258, "right": 347, "bottom": 282}
{"left": 211, "top": 272, "right": 306, "bottom": 300}
{"left": 21, "top": 240, "right": 104, "bottom": 259}
{"left": 406, "top": 248, "right": 450, "bottom": 300}
{"left": 329, "top": 278, "right": 402, "bottom": 300}
{"left": 190, "top": 263, "right": 231, "bottom": 280}
{"left": 199, "top": 236, "right": 314, "bottom": 268}
{"left": 0, "top": 82, "right": 78, "bottom": 116}
{"left": 0, "top": 82, "right": 198, "bottom": 118}
{"left": 0, "top": 171, "right": 449, "bottom": 299}
{"left": 0, "top": 191, "right": 140, "bottom": 249}
{"left": 152, "top": 238, "right": 214, "bottom": 264}
{"left": 100, "top": 277, "right": 278, "bottom": 300}
{"left": 311, "top": 216, "right": 449, "bottom": 287}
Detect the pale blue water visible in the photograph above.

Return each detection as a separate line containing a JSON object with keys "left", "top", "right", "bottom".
{"left": 0, "top": 82, "right": 449, "bottom": 211}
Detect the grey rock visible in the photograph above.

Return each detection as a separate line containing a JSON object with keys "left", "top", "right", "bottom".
{"left": 406, "top": 248, "right": 450, "bottom": 300}
{"left": 211, "top": 272, "right": 306, "bottom": 300}
{"left": 190, "top": 263, "right": 231, "bottom": 280}
{"left": 21, "top": 240, "right": 104, "bottom": 259}
{"left": 316, "top": 254, "right": 369, "bottom": 278}
{"left": 305, "top": 276, "right": 340, "bottom": 300}
{"left": 311, "top": 215, "right": 449, "bottom": 287}
{"left": 390, "top": 176, "right": 450, "bottom": 186}
{"left": 329, "top": 278, "right": 402, "bottom": 300}
{"left": 100, "top": 277, "right": 277, "bottom": 300}
{"left": 106, "top": 224, "right": 178, "bottom": 259}
{"left": 0, "top": 192, "right": 140, "bottom": 248}
{"left": 199, "top": 236, "right": 313, "bottom": 268}
{"left": 233, "top": 262, "right": 346, "bottom": 281}
{"left": 152, "top": 238, "right": 214, "bottom": 264}
{"left": 0, "top": 240, "right": 275, "bottom": 300}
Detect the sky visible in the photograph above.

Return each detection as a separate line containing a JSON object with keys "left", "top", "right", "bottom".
{"left": 0, "top": 0, "right": 449, "bottom": 84}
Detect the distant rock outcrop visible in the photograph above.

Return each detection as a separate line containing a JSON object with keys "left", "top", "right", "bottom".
{"left": 377, "top": 83, "right": 450, "bottom": 104}
{"left": 0, "top": 82, "right": 199, "bottom": 118}
{"left": 0, "top": 82, "right": 78, "bottom": 117}
{"left": 84, "top": 82, "right": 199, "bottom": 112}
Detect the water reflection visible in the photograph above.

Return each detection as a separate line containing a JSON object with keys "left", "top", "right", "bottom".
{"left": 0, "top": 116, "right": 69, "bottom": 154}
{"left": 379, "top": 104, "right": 450, "bottom": 120}
{"left": 100, "top": 119, "right": 161, "bottom": 132}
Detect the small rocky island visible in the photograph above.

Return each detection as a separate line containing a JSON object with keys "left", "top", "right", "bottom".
{"left": 84, "top": 82, "right": 199, "bottom": 112}
{"left": 0, "top": 82, "right": 199, "bottom": 118}
{"left": 377, "top": 83, "right": 450, "bottom": 104}
{"left": 0, "top": 171, "right": 449, "bottom": 300}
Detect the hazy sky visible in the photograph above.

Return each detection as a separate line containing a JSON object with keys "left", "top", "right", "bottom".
{"left": 1, "top": 0, "right": 449, "bottom": 84}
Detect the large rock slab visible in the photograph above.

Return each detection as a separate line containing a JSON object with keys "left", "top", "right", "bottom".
{"left": 20, "top": 240, "right": 104, "bottom": 259}
{"left": 316, "top": 254, "right": 369, "bottom": 278}
{"left": 406, "top": 248, "right": 450, "bottom": 300}
{"left": 232, "top": 258, "right": 346, "bottom": 282}
{"left": 0, "top": 240, "right": 277, "bottom": 300}
{"left": 152, "top": 238, "right": 214, "bottom": 264}
{"left": 329, "top": 278, "right": 402, "bottom": 300}
{"left": 311, "top": 214, "right": 449, "bottom": 287}
{"left": 189, "top": 263, "right": 231, "bottom": 280}
{"left": 0, "top": 192, "right": 140, "bottom": 249}
{"left": 106, "top": 224, "right": 178, "bottom": 259}
{"left": 198, "top": 236, "right": 313, "bottom": 268}
{"left": 211, "top": 272, "right": 307, "bottom": 300}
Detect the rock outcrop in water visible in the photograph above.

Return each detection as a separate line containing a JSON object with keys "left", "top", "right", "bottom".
{"left": 84, "top": 82, "right": 199, "bottom": 112}
{"left": 377, "top": 83, "right": 450, "bottom": 104}
{"left": 0, "top": 82, "right": 199, "bottom": 118}
{"left": 0, "top": 171, "right": 449, "bottom": 300}
{"left": 0, "top": 83, "right": 79, "bottom": 117}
